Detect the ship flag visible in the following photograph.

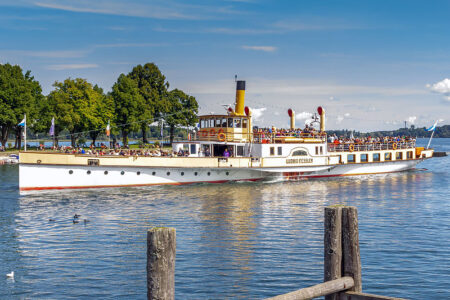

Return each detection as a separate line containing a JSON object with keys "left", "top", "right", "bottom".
{"left": 49, "top": 117, "right": 55, "bottom": 136}
{"left": 425, "top": 120, "right": 438, "bottom": 149}
{"left": 425, "top": 120, "right": 438, "bottom": 132}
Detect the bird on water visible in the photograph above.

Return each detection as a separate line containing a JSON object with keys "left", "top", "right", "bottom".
{"left": 6, "top": 271, "right": 14, "bottom": 279}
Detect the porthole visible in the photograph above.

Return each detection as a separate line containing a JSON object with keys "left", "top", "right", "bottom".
{"left": 104, "top": 171, "right": 108, "bottom": 175}
{"left": 137, "top": 171, "right": 141, "bottom": 175}
{"left": 152, "top": 171, "right": 156, "bottom": 175}
{"left": 167, "top": 172, "right": 170, "bottom": 176}
{"left": 181, "top": 172, "right": 184, "bottom": 176}
{"left": 194, "top": 172, "right": 198, "bottom": 176}
{"left": 207, "top": 172, "right": 211, "bottom": 176}
{"left": 69, "top": 170, "right": 73, "bottom": 174}
{"left": 226, "top": 171, "right": 229, "bottom": 176}
{"left": 121, "top": 171, "right": 125, "bottom": 175}
{"left": 87, "top": 170, "right": 91, "bottom": 175}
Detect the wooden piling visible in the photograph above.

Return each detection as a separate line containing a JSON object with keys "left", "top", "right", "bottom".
{"left": 147, "top": 227, "right": 176, "bottom": 300}
{"left": 342, "top": 207, "right": 362, "bottom": 292}
{"left": 266, "top": 277, "right": 354, "bottom": 300}
{"left": 324, "top": 206, "right": 343, "bottom": 300}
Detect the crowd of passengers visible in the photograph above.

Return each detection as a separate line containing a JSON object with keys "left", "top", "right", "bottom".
{"left": 41, "top": 143, "right": 192, "bottom": 157}
{"left": 254, "top": 125, "right": 415, "bottom": 146}
{"left": 327, "top": 134, "right": 416, "bottom": 145}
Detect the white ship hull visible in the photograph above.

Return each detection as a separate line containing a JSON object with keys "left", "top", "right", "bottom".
{"left": 19, "top": 157, "right": 423, "bottom": 192}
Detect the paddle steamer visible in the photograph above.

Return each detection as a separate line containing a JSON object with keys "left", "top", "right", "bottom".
{"left": 19, "top": 80, "right": 433, "bottom": 192}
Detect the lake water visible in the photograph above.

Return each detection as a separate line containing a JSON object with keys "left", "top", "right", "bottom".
{"left": 1, "top": 138, "right": 449, "bottom": 299}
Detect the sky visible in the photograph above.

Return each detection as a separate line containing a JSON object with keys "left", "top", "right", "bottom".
{"left": 1, "top": 0, "right": 449, "bottom": 131}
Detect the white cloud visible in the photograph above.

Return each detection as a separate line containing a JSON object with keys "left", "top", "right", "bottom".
{"left": 251, "top": 107, "right": 266, "bottom": 122}
{"left": 47, "top": 63, "right": 98, "bottom": 70}
{"left": 427, "top": 78, "right": 450, "bottom": 101}
{"left": 336, "top": 115, "right": 345, "bottom": 124}
{"left": 295, "top": 111, "right": 313, "bottom": 120}
{"left": 407, "top": 116, "right": 417, "bottom": 124}
{"left": 344, "top": 113, "right": 350, "bottom": 117}
{"left": 242, "top": 45, "right": 277, "bottom": 52}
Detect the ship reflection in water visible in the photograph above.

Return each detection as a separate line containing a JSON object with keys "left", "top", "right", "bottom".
{"left": 2, "top": 148, "right": 448, "bottom": 299}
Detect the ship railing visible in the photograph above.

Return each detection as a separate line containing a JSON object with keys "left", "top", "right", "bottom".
{"left": 327, "top": 141, "right": 416, "bottom": 152}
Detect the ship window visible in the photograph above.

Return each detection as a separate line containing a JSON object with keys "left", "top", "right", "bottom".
{"left": 221, "top": 118, "right": 227, "bottom": 127}
{"left": 237, "top": 146, "right": 244, "bottom": 156}
{"left": 215, "top": 119, "right": 221, "bottom": 127}
{"left": 87, "top": 170, "right": 91, "bottom": 175}
{"left": 242, "top": 119, "right": 248, "bottom": 129}
{"left": 152, "top": 171, "right": 156, "bottom": 175}
{"left": 270, "top": 147, "right": 275, "bottom": 156}
{"left": 385, "top": 153, "right": 392, "bottom": 161}
{"left": 373, "top": 153, "right": 380, "bottom": 162}
{"left": 137, "top": 171, "right": 141, "bottom": 175}
{"left": 69, "top": 170, "right": 73, "bottom": 174}
{"left": 407, "top": 151, "right": 413, "bottom": 159}
{"left": 209, "top": 119, "right": 215, "bottom": 127}
{"left": 194, "top": 172, "right": 198, "bottom": 176}
{"left": 234, "top": 118, "right": 242, "bottom": 128}
{"left": 396, "top": 152, "right": 403, "bottom": 160}
{"left": 207, "top": 172, "right": 211, "bottom": 176}
{"left": 190, "top": 144, "right": 196, "bottom": 155}
{"left": 181, "top": 172, "right": 184, "bottom": 176}
{"left": 200, "top": 119, "right": 205, "bottom": 128}
{"left": 360, "top": 154, "right": 368, "bottom": 162}
{"left": 104, "top": 171, "right": 108, "bottom": 175}
{"left": 167, "top": 171, "right": 170, "bottom": 176}
{"left": 320, "top": 147, "right": 323, "bottom": 155}
{"left": 277, "top": 147, "right": 282, "bottom": 155}
{"left": 88, "top": 159, "right": 99, "bottom": 166}
{"left": 292, "top": 150, "right": 307, "bottom": 156}
{"left": 315, "top": 147, "right": 319, "bottom": 155}
{"left": 121, "top": 171, "right": 125, "bottom": 175}
{"left": 228, "top": 118, "right": 233, "bottom": 128}
{"left": 348, "top": 154, "right": 356, "bottom": 163}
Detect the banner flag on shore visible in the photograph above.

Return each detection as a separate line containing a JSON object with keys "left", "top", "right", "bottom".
{"left": 425, "top": 121, "right": 438, "bottom": 132}
{"left": 17, "top": 115, "right": 26, "bottom": 127}
{"left": 106, "top": 120, "right": 110, "bottom": 137}
{"left": 49, "top": 117, "right": 55, "bottom": 136}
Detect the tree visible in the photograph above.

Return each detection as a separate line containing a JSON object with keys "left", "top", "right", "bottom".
{"left": 111, "top": 74, "right": 143, "bottom": 146}
{"left": 127, "top": 63, "right": 169, "bottom": 143}
{"left": 87, "top": 85, "right": 114, "bottom": 146}
{"left": 165, "top": 89, "right": 198, "bottom": 143}
{"left": 0, "top": 63, "right": 44, "bottom": 148}
{"left": 47, "top": 78, "right": 106, "bottom": 147}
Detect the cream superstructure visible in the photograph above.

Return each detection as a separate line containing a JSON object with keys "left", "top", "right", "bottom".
{"left": 19, "top": 80, "right": 433, "bottom": 192}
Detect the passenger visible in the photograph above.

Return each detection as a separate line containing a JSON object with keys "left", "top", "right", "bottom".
{"left": 223, "top": 148, "right": 230, "bottom": 158}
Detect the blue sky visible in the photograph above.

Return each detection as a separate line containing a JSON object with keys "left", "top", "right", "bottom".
{"left": 1, "top": 0, "right": 449, "bottom": 131}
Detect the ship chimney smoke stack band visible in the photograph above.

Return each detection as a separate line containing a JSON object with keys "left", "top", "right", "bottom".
{"left": 235, "top": 80, "right": 246, "bottom": 116}
{"left": 288, "top": 109, "right": 295, "bottom": 130}
{"left": 317, "top": 106, "right": 325, "bottom": 132}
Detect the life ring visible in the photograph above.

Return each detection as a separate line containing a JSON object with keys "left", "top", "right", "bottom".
{"left": 392, "top": 142, "right": 397, "bottom": 150}
{"left": 209, "top": 128, "right": 216, "bottom": 136}
{"left": 218, "top": 128, "right": 224, "bottom": 134}
{"left": 349, "top": 144, "right": 355, "bottom": 152}
{"left": 201, "top": 130, "right": 207, "bottom": 137}
{"left": 218, "top": 133, "right": 226, "bottom": 142}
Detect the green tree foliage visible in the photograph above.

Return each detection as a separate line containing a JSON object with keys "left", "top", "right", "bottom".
{"left": 0, "top": 63, "right": 44, "bottom": 148}
{"left": 165, "top": 89, "right": 198, "bottom": 143}
{"left": 127, "top": 63, "right": 169, "bottom": 143}
{"left": 111, "top": 74, "right": 144, "bottom": 146}
{"left": 47, "top": 78, "right": 108, "bottom": 147}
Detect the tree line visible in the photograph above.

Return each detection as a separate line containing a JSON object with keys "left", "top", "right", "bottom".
{"left": 328, "top": 124, "right": 450, "bottom": 139}
{"left": 0, "top": 62, "right": 198, "bottom": 148}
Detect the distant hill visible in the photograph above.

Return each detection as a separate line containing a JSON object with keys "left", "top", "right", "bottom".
{"left": 327, "top": 125, "right": 450, "bottom": 138}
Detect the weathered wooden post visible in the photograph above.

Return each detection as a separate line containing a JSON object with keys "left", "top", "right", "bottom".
{"left": 147, "top": 227, "right": 176, "bottom": 300}
{"left": 324, "top": 206, "right": 343, "bottom": 300}
{"left": 342, "top": 207, "right": 362, "bottom": 292}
